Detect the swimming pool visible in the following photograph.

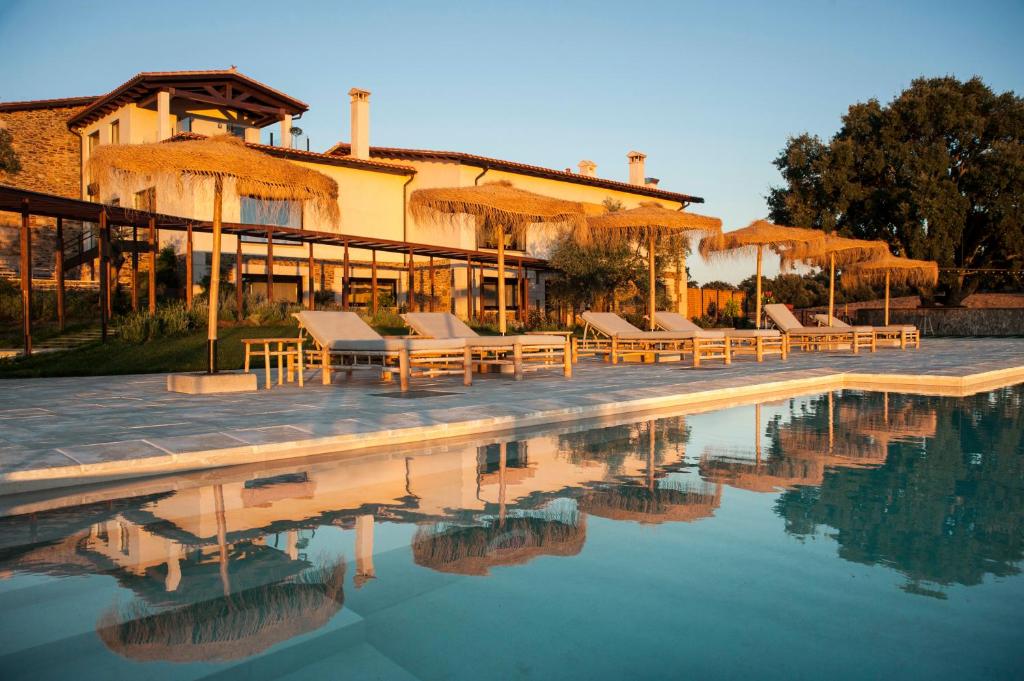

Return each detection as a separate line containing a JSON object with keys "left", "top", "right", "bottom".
{"left": 0, "top": 387, "right": 1021, "bottom": 680}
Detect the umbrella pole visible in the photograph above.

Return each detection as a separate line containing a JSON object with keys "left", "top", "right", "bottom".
{"left": 755, "top": 245, "right": 763, "bottom": 329}
{"left": 828, "top": 253, "right": 836, "bottom": 323}
{"left": 497, "top": 227, "right": 507, "bottom": 335}
{"left": 207, "top": 178, "right": 223, "bottom": 374}
{"left": 884, "top": 271, "right": 890, "bottom": 326}
{"left": 755, "top": 403, "right": 762, "bottom": 465}
{"left": 678, "top": 250, "right": 687, "bottom": 317}
{"left": 648, "top": 232, "right": 657, "bottom": 330}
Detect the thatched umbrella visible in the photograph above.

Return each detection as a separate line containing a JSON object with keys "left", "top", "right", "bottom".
{"left": 699, "top": 220, "right": 825, "bottom": 328}
{"left": 97, "top": 559, "right": 346, "bottom": 662}
{"left": 410, "top": 181, "right": 584, "bottom": 334}
{"left": 782, "top": 234, "right": 889, "bottom": 323}
{"left": 588, "top": 203, "right": 722, "bottom": 329}
{"left": 88, "top": 135, "right": 339, "bottom": 372}
{"left": 411, "top": 511, "right": 586, "bottom": 576}
{"left": 841, "top": 254, "right": 938, "bottom": 326}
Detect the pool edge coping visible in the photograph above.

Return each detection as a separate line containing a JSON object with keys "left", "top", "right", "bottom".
{"left": 3, "top": 364, "right": 1024, "bottom": 496}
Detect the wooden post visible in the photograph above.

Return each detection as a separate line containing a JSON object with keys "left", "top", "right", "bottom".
{"left": 477, "top": 262, "right": 485, "bottom": 322}
{"left": 148, "top": 217, "right": 157, "bottom": 315}
{"left": 648, "top": 232, "right": 657, "bottom": 330}
{"left": 342, "top": 239, "right": 350, "bottom": 311}
{"left": 828, "top": 252, "right": 836, "bottom": 323}
{"left": 98, "top": 209, "right": 108, "bottom": 342}
{"left": 266, "top": 229, "right": 274, "bottom": 302}
{"left": 428, "top": 256, "right": 435, "bottom": 312}
{"left": 206, "top": 177, "right": 224, "bottom": 374}
{"left": 307, "top": 242, "right": 315, "bottom": 310}
{"left": 55, "top": 217, "right": 65, "bottom": 332}
{"left": 407, "top": 247, "right": 416, "bottom": 312}
{"left": 104, "top": 224, "right": 113, "bottom": 319}
{"left": 523, "top": 265, "right": 530, "bottom": 319}
{"left": 19, "top": 204, "right": 32, "bottom": 355}
{"left": 517, "top": 258, "right": 525, "bottom": 323}
{"left": 235, "top": 235, "right": 244, "bottom": 321}
{"left": 677, "top": 250, "right": 687, "bottom": 316}
{"left": 884, "top": 271, "right": 890, "bottom": 327}
{"left": 755, "top": 245, "right": 763, "bottom": 329}
{"left": 185, "top": 223, "right": 194, "bottom": 309}
{"left": 131, "top": 225, "right": 139, "bottom": 311}
{"left": 497, "top": 229, "right": 507, "bottom": 334}
{"left": 466, "top": 258, "right": 474, "bottom": 320}
{"left": 371, "top": 249, "right": 378, "bottom": 313}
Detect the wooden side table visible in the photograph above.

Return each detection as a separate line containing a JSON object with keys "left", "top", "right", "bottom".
{"left": 242, "top": 337, "right": 304, "bottom": 390}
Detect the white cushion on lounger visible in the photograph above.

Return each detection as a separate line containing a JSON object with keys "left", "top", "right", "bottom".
{"left": 402, "top": 312, "right": 566, "bottom": 348}
{"left": 581, "top": 312, "right": 718, "bottom": 339}
{"left": 295, "top": 311, "right": 383, "bottom": 343}
{"left": 654, "top": 312, "right": 778, "bottom": 338}
{"left": 330, "top": 337, "right": 466, "bottom": 352}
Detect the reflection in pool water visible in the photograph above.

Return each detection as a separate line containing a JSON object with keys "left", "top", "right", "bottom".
{"left": 0, "top": 387, "right": 1021, "bottom": 680}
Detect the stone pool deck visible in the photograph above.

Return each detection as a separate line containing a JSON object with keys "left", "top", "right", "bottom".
{"left": 2, "top": 338, "right": 1023, "bottom": 494}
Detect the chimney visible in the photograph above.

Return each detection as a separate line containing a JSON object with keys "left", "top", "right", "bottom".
{"left": 578, "top": 160, "right": 597, "bottom": 177}
{"left": 628, "top": 151, "right": 646, "bottom": 185}
{"left": 349, "top": 88, "right": 371, "bottom": 159}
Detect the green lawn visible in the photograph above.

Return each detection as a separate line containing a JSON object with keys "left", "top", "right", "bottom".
{"left": 0, "top": 324, "right": 303, "bottom": 378}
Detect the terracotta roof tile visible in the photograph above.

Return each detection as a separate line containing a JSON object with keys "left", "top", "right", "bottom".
{"left": 326, "top": 142, "right": 704, "bottom": 204}
{"left": 0, "top": 96, "right": 98, "bottom": 112}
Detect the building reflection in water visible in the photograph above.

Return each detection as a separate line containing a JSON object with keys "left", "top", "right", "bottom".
{"left": 0, "top": 388, "right": 1020, "bottom": 665}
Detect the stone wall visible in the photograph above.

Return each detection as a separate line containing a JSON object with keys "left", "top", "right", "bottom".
{"left": 856, "top": 307, "right": 1024, "bottom": 337}
{"left": 0, "top": 103, "right": 87, "bottom": 280}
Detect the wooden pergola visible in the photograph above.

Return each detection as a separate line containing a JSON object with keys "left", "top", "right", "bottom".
{"left": 1, "top": 184, "right": 549, "bottom": 356}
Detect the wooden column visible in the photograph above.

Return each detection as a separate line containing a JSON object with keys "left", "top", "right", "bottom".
{"left": 147, "top": 217, "right": 157, "bottom": 315}
{"left": 55, "top": 217, "right": 65, "bottom": 332}
{"left": 407, "top": 248, "right": 416, "bottom": 312}
{"left": 307, "top": 242, "right": 315, "bottom": 310}
{"left": 647, "top": 232, "right": 656, "bottom": 330}
{"left": 19, "top": 204, "right": 32, "bottom": 355}
{"left": 371, "top": 249, "right": 378, "bottom": 314}
{"left": 517, "top": 258, "right": 525, "bottom": 322}
{"left": 235, "top": 236, "right": 244, "bottom": 321}
{"left": 467, "top": 258, "right": 474, "bottom": 320}
{"left": 104, "top": 221, "right": 113, "bottom": 319}
{"left": 266, "top": 229, "right": 274, "bottom": 302}
{"left": 428, "top": 256, "right": 436, "bottom": 312}
{"left": 755, "top": 245, "right": 763, "bottom": 329}
{"left": 185, "top": 224, "right": 194, "bottom": 309}
{"left": 523, "top": 266, "right": 530, "bottom": 317}
{"left": 477, "top": 263, "right": 485, "bottom": 322}
{"left": 131, "top": 225, "right": 139, "bottom": 311}
{"left": 884, "top": 271, "right": 891, "bottom": 327}
{"left": 342, "top": 239, "right": 350, "bottom": 311}
{"left": 98, "top": 209, "right": 108, "bottom": 342}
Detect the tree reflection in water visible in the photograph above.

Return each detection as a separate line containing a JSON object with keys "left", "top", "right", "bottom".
{"left": 775, "top": 387, "right": 1024, "bottom": 596}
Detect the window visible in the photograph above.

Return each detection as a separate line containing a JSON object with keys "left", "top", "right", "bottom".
{"left": 240, "top": 196, "right": 302, "bottom": 228}
{"left": 481, "top": 276, "right": 520, "bottom": 310}
{"left": 227, "top": 123, "right": 247, "bottom": 139}
{"left": 176, "top": 116, "right": 193, "bottom": 134}
{"left": 110, "top": 120, "right": 120, "bottom": 145}
{"left": 87, "top": 131, "right": 100, "bottom": 154}
{"left": 243, "top": 274, "right": 302, "bottom": 303}
{"left": 478, "top": 230, "right": 525, "bottom": 251}
{"left": 348, "top": 277, "right": 397, "bottom": 308}
{"left": 477, "top": 441, "right": 529, "bottom": 474}
{"left": 134, "top": 187, "right": 156, "bottom": 212}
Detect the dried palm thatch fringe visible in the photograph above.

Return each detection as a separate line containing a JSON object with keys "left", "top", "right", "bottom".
{"left": 411, "top": 510, "right": 585, "bottom": 576}
{"left": 577, "top": 480, "right": 722, "bottom": 524}
{"left": 841, "top": 253, "right": 939, "bottom": 289}
{"left": 586, "top": 201, "right": 722, "bottom": 245}
{"left": 97, "top": 559, "right": 346, "bottom": 662}
{"left": 409, "top": 180, "right": 586, "bottom": 243}
{"left": 782, "top": 234, "right": 890, "bottom": 269}
{"left": 699, "top": 220, "right": 825, "bottom": 261}
{"left": 88, "top": 135, "right": 340, "bottom": 225}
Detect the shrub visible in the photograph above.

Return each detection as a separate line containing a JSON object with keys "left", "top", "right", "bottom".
{"left": 156, "top": 302, "right": 192, "bottom": 337}
{"left": 117, "top": 310, "right": 152, "bottom": 344}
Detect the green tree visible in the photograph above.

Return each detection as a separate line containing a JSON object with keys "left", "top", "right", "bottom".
{"left": 546, "top": 236, "right": 645, "bottom": 312}
{"left": 0, "top": 128, "right": 20, "bottom": 173}
{"left": 768, "top": 77, "right": 1024, "bottom": 305}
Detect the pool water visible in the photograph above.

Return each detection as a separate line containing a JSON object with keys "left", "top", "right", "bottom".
{"left": 0, "top": 387, "right": 1021, "bottom": 680}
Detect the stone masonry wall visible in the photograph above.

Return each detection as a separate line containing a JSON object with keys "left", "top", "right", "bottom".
{"left": 857, "top": 307, "right": 1024, "bottom": 336}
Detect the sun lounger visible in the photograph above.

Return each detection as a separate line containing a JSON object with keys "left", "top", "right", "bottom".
{"left": 402, "top": 312, "right": 572, "bottom": 379}
{"left": 294, "top": 311, "right": 470, "bottom": 391}
{"left": 577, "top": 312, "right": 730, "bottom": 367}
{"left": 812, "top": 314, "right": 920, "bottom": 349}
{"left": 653, "top": 311, "right": 786, "bottom": 361}
{"left": 764, "top": 304, "right": 874, "bottom": 353}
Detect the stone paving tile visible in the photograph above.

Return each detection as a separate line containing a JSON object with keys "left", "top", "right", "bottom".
{"left": 56, "top": 439, "right": 169, "bottom": 464}
{"left": 0, "top": 339, "right": 1022, "bottom": 476}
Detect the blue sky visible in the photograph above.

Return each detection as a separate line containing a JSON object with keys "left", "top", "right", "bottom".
{"left": 2, "top": 0, "right": 1021, "bottom": 283}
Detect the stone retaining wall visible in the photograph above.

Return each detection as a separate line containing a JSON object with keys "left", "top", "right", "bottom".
{"left": 856, "top": 307, "right": 1024, "bottom": 336}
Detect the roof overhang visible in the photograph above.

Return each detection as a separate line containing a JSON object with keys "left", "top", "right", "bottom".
{"left": 67, "top": 70, "right": 308, "bottom": 129}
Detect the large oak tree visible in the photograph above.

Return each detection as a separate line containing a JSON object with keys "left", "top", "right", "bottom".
{"left": 768, "top": 77, "right": 1024, "bottom": 305}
